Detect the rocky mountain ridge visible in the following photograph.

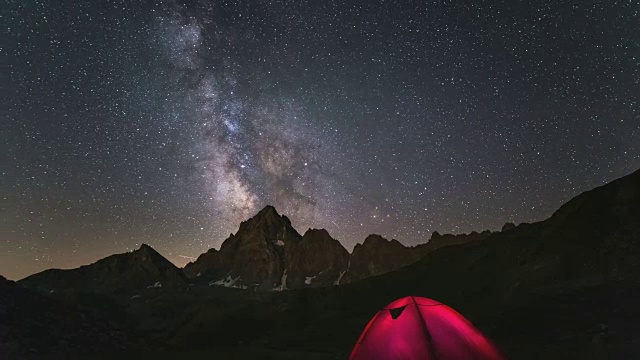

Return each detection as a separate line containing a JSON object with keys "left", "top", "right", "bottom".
{"left": 7, "top": 168, "right": 640, "bottom": 359}
{"left": 19, "top": 243, "right": 189, "bottom": 295}
{"left": 183, "top": 205, "right": 497, "bottom": 290}
{"left": 18, "top": 205, "right": 498, "bottom": 293}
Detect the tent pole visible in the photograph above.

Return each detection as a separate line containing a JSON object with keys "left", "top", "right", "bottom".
{"left": 411, "top": 296, "right": 439, "bottom": 360}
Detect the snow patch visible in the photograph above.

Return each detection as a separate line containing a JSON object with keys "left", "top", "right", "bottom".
{"left": 210, "top": 275, "right": 247, "bottom": 289}
{"left": 274, "top": 270, "right": 288, "bottom": 291}
{"left": 131, "top": 295, "right": 141, "bottom": 299}
{"left": 147, "top": 281, "right": 162, "bottom": 288}
{"left": 305, "top": 270, "right": 325, "bottom": 285}
{"left": 335, "top": 260, "right": 350, "bottom": 285}
{"left": 275, "top": 240, "right": 285, "bottom": 246}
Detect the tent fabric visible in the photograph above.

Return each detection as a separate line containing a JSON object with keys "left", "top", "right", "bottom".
{"left": 349, "top": 296, "right": 505, "bottom": 360}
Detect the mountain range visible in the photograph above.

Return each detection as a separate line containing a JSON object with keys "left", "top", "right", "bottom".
{"left": 20, "top": 205, "right": 495, "bottom": 293}
{"left": 180, "top": 205, "right": 495, "bottom": 290}
{"left": 2, "top": 168, "right": 639, "bottom": 359}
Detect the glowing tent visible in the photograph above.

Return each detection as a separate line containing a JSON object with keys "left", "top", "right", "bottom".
{"left": 349, "top": 296, "right": 505, "bottom": 360}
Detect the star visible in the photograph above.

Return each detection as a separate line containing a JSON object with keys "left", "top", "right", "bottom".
{"left": 1, "top": 0, "right": 638, "bottom": 279}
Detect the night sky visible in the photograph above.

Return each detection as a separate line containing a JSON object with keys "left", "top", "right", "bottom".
{"left": 3, "top": 0, "right": 639, "bottom": 280}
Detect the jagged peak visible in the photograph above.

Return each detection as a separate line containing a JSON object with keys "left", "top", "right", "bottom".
{"left": 362, "top": 234, "right": 388, "bottom": 244}
{"left": 303, "top": 228, "right": 331, "bottom": 237}
{"left": 184, "top": 246, "right": 219, "bottom": 266}
{"left": 350, "top": 235, "right": 410, "bottom": 253}
{"left": 234, "top": 205, "right": 300, "bottom": 240}
{"left": 257, "top": 205, "right": 279, "bottom": 217}
{"left": 428, "top": 230, "right": 493, "bottom": 241}
{"left": 127, "top": 244, "right": 177, "bottom": 268}
{"left": 137, "top": 243, "right": 155, "bottom": 252}
{"left": 133, "top": 243, "right": 163, "bottom": 257}
{"left": 240, "top": 205, "right": 292, "bottom": 228}
{"left": 206, "top": 247, "right": 219, "bottom": 254}
{"left": 388, "top": 239, "right": 404, "bottom": 247}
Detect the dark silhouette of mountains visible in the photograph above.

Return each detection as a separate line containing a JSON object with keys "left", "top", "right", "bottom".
{"left": 341, "top": 230, "right": 494, "bottom": 284}
{"left": 182, "top": 205, "right": 492, "bottom": 289}
{"left": 285, "top": 228, "right": 350, "bottom": 288}
{"left": 19, "top": 243, "right": 188, "bottom": 295}
{"left": 3, "top": 168, "right": 640, "bottom": 359}
{"left": 19, "top": 205, "right": 495, "bottom": 293}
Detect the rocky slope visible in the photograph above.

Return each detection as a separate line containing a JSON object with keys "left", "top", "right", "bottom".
{"left": 183, "top": 206, "right": 303, "bottom": 290}
{"left": 20, "top": 201, "right": 487, "bottom": 294}
{"left": 0, "top": 275, "right": 130, "bottom": 357}
{"left": 184, "top": 206, "right": 492, "bottom": 289}
{"left": 340, "top": 230, "right": 494, "bottom": 284}
{"left": 4, "top": 168, "right": 639, "bottom": 359}
{"left": 16, "top": 209, "right": 507, "bottom": 294}
{"left": 417, "top": 229, "right": 493, "bottom": 252}
{"left": 340, "top": 234, "right": 419, "bottom": 284}
{"left": 19, "top": 244, "right": 188, "bottom": 295}
{"left": 160, "top": 168, "right": 640, "bottom": 359}
{"left": 183, "top": 207, "right": 352, "bottom": 290}
{"left": 285, "top": 228, "right": 350, "bottom": 288}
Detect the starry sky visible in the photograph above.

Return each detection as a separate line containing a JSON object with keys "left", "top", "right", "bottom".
{"left": 3, "top": 0, "right": 639, "bottom": 280}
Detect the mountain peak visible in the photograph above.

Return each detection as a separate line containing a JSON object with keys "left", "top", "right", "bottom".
{"left": 239, "top": 205, "right": 296, "bottom": 234}
{"left": 239, "top": 205, "right": 293, "bottom": 231}
{"left": 361, "top": 234, "right": 399, "bottom": 247}
{"left": 303, "top": 228, "right": 331, "bottom": 238}
{"left": 19, "top": 243, "right": 187, "bottom": 294}
{"left": 132, "top": 243, "right": 168, "bottom": 263}
{"left": 187, "top": 205, "right": 302, "bottom": 290}
{"left": 137, "top": 243, "right": 155, "bottom": 253}
{"left": 342, "top": 234, "right": 415, "bottom": 284}
{"left": 257, "top": 205, "right": 279, "bottom": 217}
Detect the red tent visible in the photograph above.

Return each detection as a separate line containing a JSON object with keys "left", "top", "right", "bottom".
{"left": 349, "top": 296, "right": 505, "bottom": 360}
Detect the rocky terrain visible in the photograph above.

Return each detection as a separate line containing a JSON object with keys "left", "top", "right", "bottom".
{"left": 182, "top": 205, "right": 491, "bottom": 289}
{"left": 19, "top": 243, "right": 189, "bottom": 296}
{"left": 341, "top": 230, "right": 494, "bottom": 284}
{"left": 3, "top": 168, "right": 639, "bottom": 359}
{"left": 0, "top": 275, "right": 131, "bottom": 358}
{"left": 183, "top": 205, "right": 302, "bottom": 290}
{"left": 20, "top": 207, "right": 487, "bottom": 294}
{"left": 284, "top": 228, "right": 350, "bottom": 288}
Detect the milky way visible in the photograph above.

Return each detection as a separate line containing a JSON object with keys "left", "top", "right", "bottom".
{"left": 3, "top": 0, "right": 639, "bottom": 279}
{"left": 153, "top": 7, "right": 344, "bottom": 232}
